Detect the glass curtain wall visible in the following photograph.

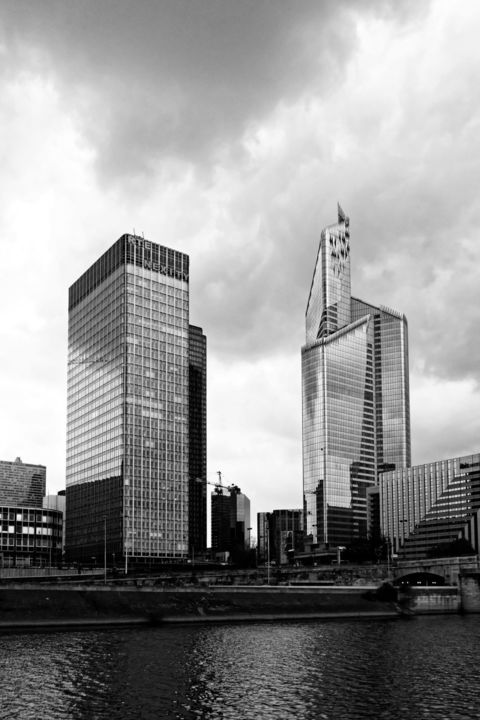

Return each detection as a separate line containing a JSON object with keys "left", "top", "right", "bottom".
{"left": 303, "top": 317, "right": 375, "bottom": 546}
{"left": 351, "top": 299, "right": 411, "bottom": 471}
{"left": 67, "top": 260, "right": 125, "bottom": 563}
{"left": 302, "top": 206, "right": 410, "bottom": 550}
{"left": 124, "top": 260, "right": 189, "bottom": 560}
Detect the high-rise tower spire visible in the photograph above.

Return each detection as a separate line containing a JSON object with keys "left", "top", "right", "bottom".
{"left": 302, "top": 206, "right": 410, "bottom": 549}
{"left": 305, "top": 203, "right": 351, "bottom": 344}
{"left": 337, "top": 202, "right": 349, "bottom": 225}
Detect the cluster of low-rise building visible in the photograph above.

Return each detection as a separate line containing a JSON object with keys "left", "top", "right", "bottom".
{"left": 0, "top": 458, "right": 64, "bottom": 568}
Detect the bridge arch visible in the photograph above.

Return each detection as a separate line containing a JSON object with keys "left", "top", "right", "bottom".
{"left": 394, "top": 571, "right": 447, "bottom": 586}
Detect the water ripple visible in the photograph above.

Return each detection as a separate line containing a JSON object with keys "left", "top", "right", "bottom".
{"left": 0, "top": 616, "right": 479, "bottom": 719}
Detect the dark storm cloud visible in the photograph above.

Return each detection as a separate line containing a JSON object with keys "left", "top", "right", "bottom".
{"left": 4, "top": 0, "right": 459, "bottom": 381}
{"left": 0, "top": 0, "right": 424, "bottom": 181}
{"left": 347, "top": 103, "right": 480, "bottom": 385}
{"left": 3, "top": 0, "right": 478, "bottom": 496}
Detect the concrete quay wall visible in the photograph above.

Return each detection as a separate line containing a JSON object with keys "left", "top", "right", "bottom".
{"left": 0, "top": 583, "right": 470, "bottom": 631}
{"left": 0, "top": 584, "right": 399, "bottom": 630}
{"left": 406, "top": 587, "right": 460, "bottom": 614}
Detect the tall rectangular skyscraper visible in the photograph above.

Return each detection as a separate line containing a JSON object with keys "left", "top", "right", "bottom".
{"left": 66, "top": 234, "right": 191, "bottom": 564}
{"left": 302, "top": 205, "right": 410, "bottom": 548}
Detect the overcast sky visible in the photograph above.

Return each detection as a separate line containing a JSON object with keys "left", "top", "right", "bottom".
{"left": 1, "top": 0, "right": 480, "bottom": 534}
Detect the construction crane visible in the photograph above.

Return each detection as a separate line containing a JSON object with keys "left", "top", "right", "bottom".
{"left": 203, "top": 471, "right": 241, "bottom": 495}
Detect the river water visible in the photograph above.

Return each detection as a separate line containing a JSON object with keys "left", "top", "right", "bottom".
{"left": 0, "top": 616, "right": 479, "bottom": 719}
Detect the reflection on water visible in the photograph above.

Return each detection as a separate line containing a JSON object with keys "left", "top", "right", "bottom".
{"left": 0, "top": 616, "right": 479, "bottom": 719}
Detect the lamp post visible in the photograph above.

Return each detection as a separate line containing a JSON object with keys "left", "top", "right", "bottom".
{"left": 103, "top": 515, "right": 107, "bottom": 585}
{"left": 247, "top": 526, "right": 252, "bottom": 549}
{"left": 124, "top": 511, "right": 129, "bottom": 576}
{"left": 399, "top": 518, "right": 408, "bottom": 552}
{"left": 267, "top": 518, "right": 270, "bottom": 586}
{"left": 265, "top": 513, "right": 270, "bottom": 585}
{"left": 311, "top": 524, "right": 317, "bottom": 563}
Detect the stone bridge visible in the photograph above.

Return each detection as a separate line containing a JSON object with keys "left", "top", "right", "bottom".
{"left": 393, "top": 555, "right": 479, "bottom": 585}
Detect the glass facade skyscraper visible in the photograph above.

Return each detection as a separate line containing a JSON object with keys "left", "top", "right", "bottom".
{"left": 302, "top": 205, "right": 410, "bottom": 548}
{"left": 66, "top": 234, "right": 192, "bottom": 564}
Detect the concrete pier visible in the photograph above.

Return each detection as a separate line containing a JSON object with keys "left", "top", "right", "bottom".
{"left": 459, "top": 573, "right": 480, "bottom": 613}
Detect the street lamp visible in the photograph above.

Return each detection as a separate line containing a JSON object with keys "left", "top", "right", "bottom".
{"left": 386, "top": 536, "right": 392, "bottom": 576}
{"left": 266, "top": 518, "right": 270, "bottom": 586}
{"left": 267, "top": 536, "right": 270, "bottom": 585}
{"left": 103, "top": 515, "right": 107, "bottom": 585}
{"left": 124, "top": 511, "right": 129, "bottom": 576}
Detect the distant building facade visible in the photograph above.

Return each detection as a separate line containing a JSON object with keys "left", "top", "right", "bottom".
{"left": 0, "top": 458, "right": 62, "bottom": 567}
{"left": 257, "top": 512, "right": 269, "bottom": 564}
{"left": 66, "top": 234, "right": 191, "bottom": 565}
{"left": 0, "top": 458, "right": 46, "bottom": 507}
{"left": 257, "top": 509, "right": 303, "bottom": 565}
{"left": 211, "top": 490, "right": 232, "bottom": 555}
{"left": 381, "top": 452, "right": 480, "bottom": 561}
{"left": 43, "top": 491, "right": 66, "bottom": 557}
{"left": 211, "top": 487, "right": 250, "bottom": 559}
{"left": 234, "top": 491, "right": 251, "bottom": 552}
{"left": 0, "top": 506, "right": 63, "bottom": 568}
{"left": 188, "top": 325, "right": 207, "bottom": 555}
{"left": 302, "top": 205, "right": 410, "bottom": 549}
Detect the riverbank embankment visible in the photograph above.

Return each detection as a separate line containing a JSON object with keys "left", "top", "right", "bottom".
{"left": 0, "top": 581, "right": 466, "bottom": 631}
{"left": 0, "top": 584, "right": 400, "bottom": 631}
